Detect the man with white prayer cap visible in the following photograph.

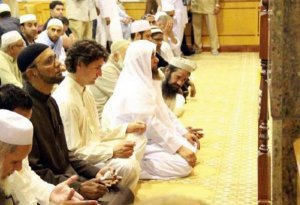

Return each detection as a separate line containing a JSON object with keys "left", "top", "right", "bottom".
{"left": 53, "top": 40, "right": 147, "bottom": 192}
{"left": 162, "top": 57, "right": 196, "bottom": 116}
{"left": 0, "top": 109, "right": 98, "bottom": 205}
{"left": 89, "top": 39, "right": 130, "bottom": 121}
{"left": 0, "top": 3, "right": 20, "bottom": 37}
{"left": 150, "top": 25, "right": 173, "bottom": 68}
{"left": 130, "top": 19, "right": 151, "bottom": 41}
{"left": 20, "top": 14, "right": 38, "bottom": 46}
{"left": 0, "top": 30, "right": 24, "bottom": 87}
{"left": 36, "top": 18, "right": 66, "bottom": 65}
{"left": 102, "top": 40, "right": 199, "bottom": 180}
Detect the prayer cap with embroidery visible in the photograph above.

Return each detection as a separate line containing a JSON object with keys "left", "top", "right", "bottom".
{"left": 169, "top": 57, "right": 197, "bottom": 73}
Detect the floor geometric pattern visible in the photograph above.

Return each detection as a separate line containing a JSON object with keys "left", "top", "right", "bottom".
{"left": 135, "top": 52, "right": 261, "bottom": 205}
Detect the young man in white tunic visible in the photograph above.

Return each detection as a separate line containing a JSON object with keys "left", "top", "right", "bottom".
{"left": 52, "top": 40, "right": 147, "bottom": 191}
{"left": 102, "top": 40, "right": 200, "bottom": 179}
{"left": 0, "top": 109, "right": 98, "bottom": 205}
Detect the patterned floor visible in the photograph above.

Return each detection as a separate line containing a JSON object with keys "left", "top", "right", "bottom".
{"left": 135, "top": 52, "right": 261, "bottom": 204}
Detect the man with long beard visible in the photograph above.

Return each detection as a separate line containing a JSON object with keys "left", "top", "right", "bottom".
{"left": 162, "top": 57, "right": 196, "bottom": 116}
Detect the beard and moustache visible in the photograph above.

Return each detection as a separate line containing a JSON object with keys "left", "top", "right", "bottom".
{"left": 162, "top": 73, "right": 180, "bottom": 100}
{"left": 36, "top": 69, "right": 65, "bottom": 84}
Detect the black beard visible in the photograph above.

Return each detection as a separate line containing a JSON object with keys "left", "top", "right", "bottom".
{"left": 37, "top": 70, "right": 65, "bottom": 84}
{"left": 162, "top": 74, "right": 179, "bottom": 99}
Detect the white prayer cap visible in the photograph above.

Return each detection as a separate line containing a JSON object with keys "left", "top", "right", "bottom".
{"left": 20, "top": 14, "right": 37, "bottom": 24}
{"left": 0, "top": 3, "right": 11, "bottom": 14}
{"left": 1, "top": 30, "right": 23, "bottom": 50}
{"left": 0, "top": 110, "right": 33, "bottom": 145}
{"left": 150, "top": 26, "right": 162, "bottom": 34}
{"left": 130, "top": 20, "right": 151, "bottom": 34}
{"left": 111, "top": 39, "right": 130, "bottom": 53}
{"left": 47, "top": 18, "right": 63, "bottom": 29}
{"left": 169, "top": 57, "right": 197, "bottom": 73}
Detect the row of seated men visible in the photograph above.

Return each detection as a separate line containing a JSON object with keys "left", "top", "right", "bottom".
{"left": 0, "top": 3, "right": 203, "bottom": 205}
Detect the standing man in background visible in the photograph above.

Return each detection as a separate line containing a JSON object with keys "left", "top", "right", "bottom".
{"left": 191, "top": 0, "right": 220, "bottom": 55}
{"left": 66, "top": 0, "right": 98, "bottom": 40}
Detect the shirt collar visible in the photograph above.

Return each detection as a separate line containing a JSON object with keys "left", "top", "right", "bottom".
{"left": 66, "top": 74, "right": 85, "bottom": 95}
{"left": 0, "top": 50, "right": 15, "bottom": 62}
{"left": 25, "top": 81, "right": 50, "bottom": 102}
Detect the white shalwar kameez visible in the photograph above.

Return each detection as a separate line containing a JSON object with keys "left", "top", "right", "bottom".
{"left": 52, "top": 75, "right": 146, "bottom": 190}
{"left": 96, "top": 0, "right": 123, "bottom": 47}
{"left": 102, "top": 40, "right": 196, "bottom": 180}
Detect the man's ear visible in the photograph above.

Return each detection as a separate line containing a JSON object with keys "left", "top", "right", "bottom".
{"left": 25, "top": 68, "right": 36, "bottom": 79}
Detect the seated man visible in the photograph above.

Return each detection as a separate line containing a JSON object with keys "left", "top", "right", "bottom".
{"left": 52, "top": 40, "right": 147, "bottom": 191}
{"left": 36, "top": 18, "right": 66, "bottom": 65}
{"left": 42, "top": 1, "right": 76, "bottom": 50}
{"left": 89, "top": 39, "right": 130, "bottom": 121}
{"left": 0, "top": 31, "right": 24, "bottom": 87}
{"left": 0, "top": 109, "right": 97, "bottom": 205}
{"left": 102, "top": 40, "right": 200, "bottom": 180}
{"left": 162, "top": 57, "right": 196, "bottom": 117}
{"left": 17, "top": 43, "right": 134, "bottom": 204}
{"left": 0, "top": 3, "right": 20, "bottom": 36}
{"left": 19, "top": 14, "right": 38, "bottom": 46}
{"left": 130, "top": 20, "right": 151, "bottom": 41}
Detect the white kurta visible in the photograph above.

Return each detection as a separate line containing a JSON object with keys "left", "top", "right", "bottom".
{"left": 160, "top": 41, "right": 174, "bottom": 63}
{"left": 52, "top": 75, "right": 145, "bottom": 190}
{"left": 101, "top": 40, "right": 196, "bottom": 180}
{"left": 0, "top": 51, "right": 23, "bottom": 87}
{"left": 5, "top": 158, "right": 54, "bottom": 205}
{"left": 96, "top": 0, "right": 123, "bottom": 47}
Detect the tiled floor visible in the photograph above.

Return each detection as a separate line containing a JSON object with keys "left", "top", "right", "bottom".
{"left": 135, "top": 52, "right": 261, "bottom": 204}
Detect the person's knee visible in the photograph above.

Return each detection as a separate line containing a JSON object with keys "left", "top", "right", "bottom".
{"left": 117, "top": 158, "right": 140, "bottom": 178}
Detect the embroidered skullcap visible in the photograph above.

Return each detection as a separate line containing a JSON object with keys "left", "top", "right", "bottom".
{"left": 155, "top": 11, "right": 167, "bottom": 21}
{"left": 169, "top": 57, "right": 197, "bottom": 73}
